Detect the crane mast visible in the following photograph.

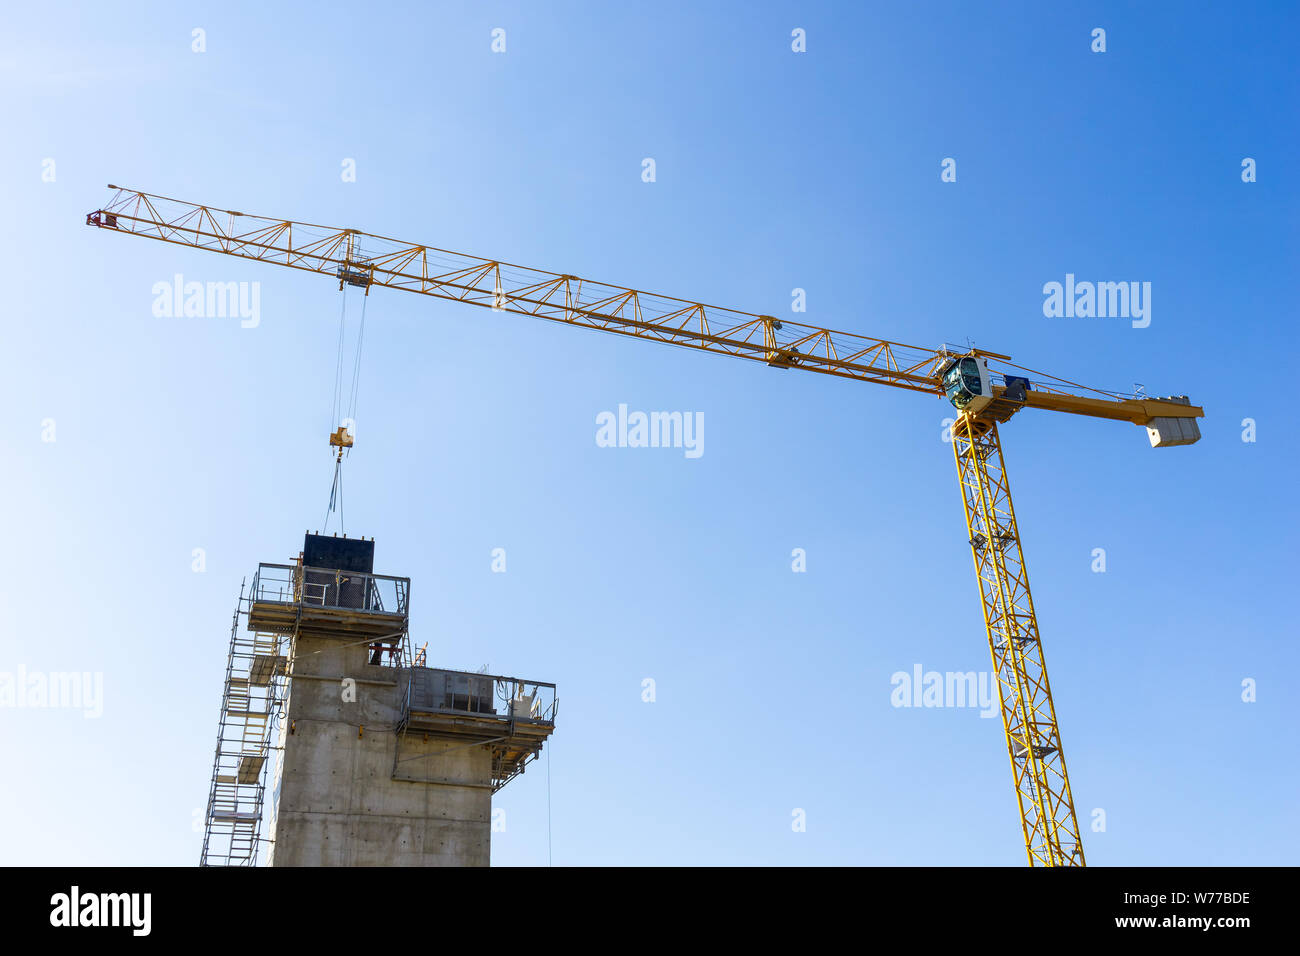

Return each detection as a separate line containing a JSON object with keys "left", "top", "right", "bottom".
{"left": 954, "top": 419, "right": 1084, "bottom": 865}
{"left": 87, "top": 186, "right": 1204, "bottom": 866}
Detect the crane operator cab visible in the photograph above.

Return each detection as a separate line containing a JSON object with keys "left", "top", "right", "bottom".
{"left": 942, "top": 355, "right": 992, "bottom": 412}
{"left": 940, "top": 353, "right": 1031, "bottom": 424}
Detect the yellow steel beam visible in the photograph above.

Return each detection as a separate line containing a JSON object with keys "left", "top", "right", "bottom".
{"left": 1022, "top": 390, "right": 1203, "bottom": 425}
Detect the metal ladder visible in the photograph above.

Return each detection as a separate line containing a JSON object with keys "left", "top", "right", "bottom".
{"left": 199, "top": 585, "right": 290, "bottom": 866}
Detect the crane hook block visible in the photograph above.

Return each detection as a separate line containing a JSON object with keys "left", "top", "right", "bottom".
{"left": 329, "top": 426, "right": 354, "bottom": 451}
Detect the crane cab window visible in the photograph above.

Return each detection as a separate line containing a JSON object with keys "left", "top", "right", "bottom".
{"left": 943, "top": 357, "right": 985, "bottom": 409}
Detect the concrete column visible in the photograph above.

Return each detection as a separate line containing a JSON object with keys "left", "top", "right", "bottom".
{"left": 266, "top": 635, "right": 492, "bottom": 867}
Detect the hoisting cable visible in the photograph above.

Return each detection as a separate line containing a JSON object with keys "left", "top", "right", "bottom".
{"left": 344, "top": 290, "right": 368, "bottom": 452}
{"left": 324, "top": 288, "right": 353, "bottom": 534}
{"left": 330, "top": 289, "right": 349, "bottom": 438}
{"left": 323, "top": 273, "right": 370, "bottom": 531}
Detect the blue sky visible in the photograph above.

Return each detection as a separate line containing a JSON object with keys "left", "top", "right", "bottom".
{"left": 2, "top": 1, "right": 1296, "bottom": 866}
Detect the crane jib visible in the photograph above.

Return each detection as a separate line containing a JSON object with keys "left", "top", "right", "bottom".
{"left": 85, "top": 185, "right": 1201, "bottom": 441}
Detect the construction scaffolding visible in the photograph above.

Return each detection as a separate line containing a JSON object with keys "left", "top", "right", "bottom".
{"left": 199, "top": 583, "right": 291, "bottom": 866}
{"left": 200, "top": 548, "right": 416, "bottom": 866}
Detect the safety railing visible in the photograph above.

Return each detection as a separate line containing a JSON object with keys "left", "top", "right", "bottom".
{"left": 250, "top": 562, "right": 410, "bottom": 617}
{"left": 403, "top": 668, "right": 558, "bottom": 725}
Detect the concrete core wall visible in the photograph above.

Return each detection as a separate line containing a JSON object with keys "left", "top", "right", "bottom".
{"left": 266, "top": 633, "right": 492, "bottom": 866}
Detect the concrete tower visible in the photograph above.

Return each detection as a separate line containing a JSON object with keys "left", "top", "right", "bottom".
{"left": 201, "top": 534, "right": 556, "bottom": 867}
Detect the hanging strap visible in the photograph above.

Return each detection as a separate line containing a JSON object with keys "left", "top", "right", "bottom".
{"left": 323, "top": 458, "right": 344, "bottom": 534}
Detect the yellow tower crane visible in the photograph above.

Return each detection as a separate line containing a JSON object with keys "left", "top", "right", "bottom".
{"left": 86, "top": 186, "right": 1204, "bottom": 867}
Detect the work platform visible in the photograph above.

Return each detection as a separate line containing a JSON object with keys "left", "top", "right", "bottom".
{"left": 398, "top": 668, "right": 557, "bottom": 791}
{"left": 247, "top": 561, "right": 410, "bottom": 639}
